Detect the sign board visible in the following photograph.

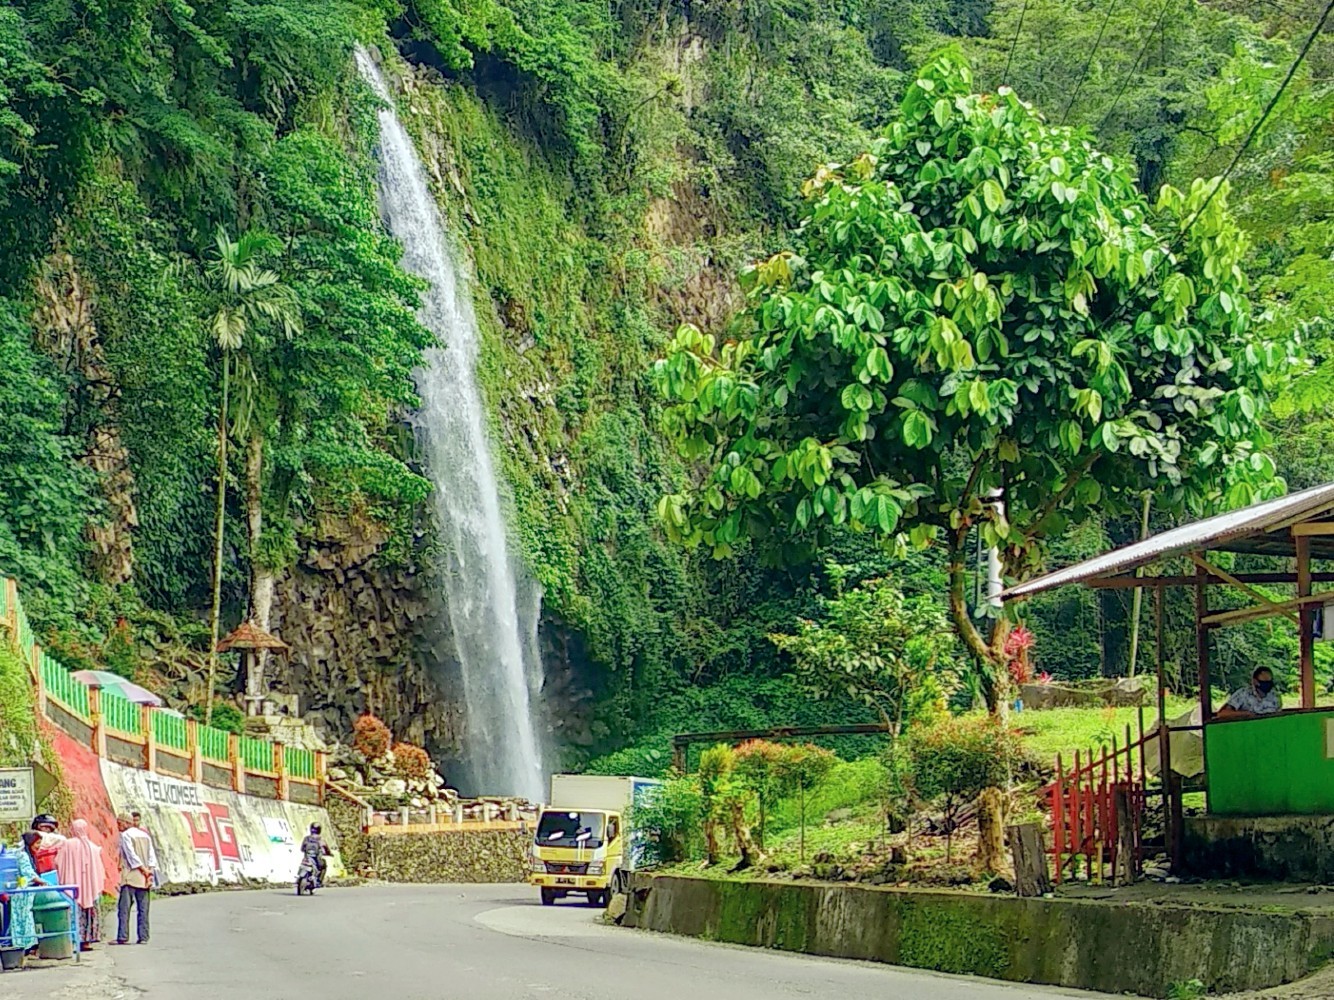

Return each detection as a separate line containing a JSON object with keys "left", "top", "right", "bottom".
{"left": 0, "top": 767, "right": 35, "bottom": 822}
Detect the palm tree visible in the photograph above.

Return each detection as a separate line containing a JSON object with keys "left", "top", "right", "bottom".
{"left": 204, "top": 227, "right": 301, "bottom": 726}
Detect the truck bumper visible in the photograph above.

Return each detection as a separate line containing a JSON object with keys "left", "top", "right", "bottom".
{"left": 529, "top": 873, "right": 609, "bottom": 892}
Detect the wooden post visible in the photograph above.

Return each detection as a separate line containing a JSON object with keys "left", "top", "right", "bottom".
{"left": 32, "top": 643, "right": 45, "bottom": 712}
{"left": 274, "top": 742, "right": 289, "bottom": 801}
{"left": 1297, "top": 534, "right": 1316, "bottom": 709}
{"left": 142, "top": 704, "right": 157, "bottom": 773}
{"left": 187, "top": 720, "right": 203, "bottom": 783}
{"left": 671, "top": 740, "right": 686, "bottom": 774}
{"left": 229, "top": 733, "right": 245, "bottom": 794}
{"left": 315, "top": 750, "right": 327, "bottom": 805}
{"left": 3, "top": 578, "right": 17, "bottom": 651}
{"left": 89, "top": 686, "right": 107, "bottom": 758}
{"left": 1008, "top": 823, "right": 1052, "bottom": 896}
{"left": 1112, "top": 787, "right": 1136, "bottom": 886}
{"left": 1194, "top": 562, "right": 1211, "bottom": 723}
{"left": 1155, "top": 583, "right": 1173, "bottom": 868}
{"left": 1167, "top": 769, "right": 1185, "bottom": 874}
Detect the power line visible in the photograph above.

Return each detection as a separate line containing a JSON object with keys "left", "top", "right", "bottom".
{"left": 1179, "top": 0, "right": 1334, "bottom": 237}
{"left": 1002, "top": 0, "right": 1032, "bottom": 87}
{"left": 1096, "top": 0, "right": 1177, "bottom": 133}
{"left": 1060, "top": 0, "right": 1119, "bottom": 125}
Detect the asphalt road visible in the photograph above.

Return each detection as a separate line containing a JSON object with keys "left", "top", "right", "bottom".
{"left": 19, "top": 884, "right": 1118, "bottom": 1000}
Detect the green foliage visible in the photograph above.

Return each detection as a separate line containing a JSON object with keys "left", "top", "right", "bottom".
{"left": 0, "top": 300, "right": 93, "bottom": 603}
{"left": 633, "top": 774, "right": 705, "bottom": 864}
{"left": 770, "top": 568, "right": 956, "bottom": 731}
{"left": 1167, "top": 980, "right": 1208, "bottom": 1000}
{"left": 186, "top": 700, "right": 245, "bottom": 735}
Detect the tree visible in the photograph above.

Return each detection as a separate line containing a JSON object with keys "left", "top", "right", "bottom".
{"left": 774, "top": 742, "right": 837, "bottom": 863}
{"left": 905, "top": 716, "right": 1026, "bottom": 865}
{"left": 733, "top": 739, "right": 786, "bottom": 849}
{"left": 697, "top": 743, "right": 761, "bottom": 869}
{"left": 769, "top": 567, "right": 956, "bottom": 735}
{"left": 655, "top": 49, "right": 1286, "bottom": 718}
{"left": 203, "top": 227, "right": 301, "bottom": 725}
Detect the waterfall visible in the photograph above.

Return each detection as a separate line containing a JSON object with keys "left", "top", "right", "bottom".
{"left": 355, "top": 48, "right": 545, "bottom": 801}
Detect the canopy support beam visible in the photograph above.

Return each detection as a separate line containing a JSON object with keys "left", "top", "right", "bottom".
{"left": 1297, "top": 534, "right": 1317, "bottom": 709}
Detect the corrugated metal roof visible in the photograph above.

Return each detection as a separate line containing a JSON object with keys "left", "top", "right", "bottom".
{"left": 1003, "top": 481, "right": 1334, "bottom": 601}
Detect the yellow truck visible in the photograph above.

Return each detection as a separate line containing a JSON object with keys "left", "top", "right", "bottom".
{"left": 528, "top": 774, "right": 660, "bottom": 907}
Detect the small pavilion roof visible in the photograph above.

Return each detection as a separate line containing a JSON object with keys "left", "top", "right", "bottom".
{"left": 217, "top": 620, "right": 291, "bottom": 652}
{"left": 1003, "top": 481, "right": 1334, "bottom": 601}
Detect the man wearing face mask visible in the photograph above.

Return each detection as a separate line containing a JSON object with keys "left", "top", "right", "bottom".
{"left": 1217, "top": 667, "right": 1281, "bottom": 719}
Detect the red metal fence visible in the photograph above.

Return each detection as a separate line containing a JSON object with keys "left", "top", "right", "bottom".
{"left": 1046, "top": 723, "right": 1149, "bottom": 883}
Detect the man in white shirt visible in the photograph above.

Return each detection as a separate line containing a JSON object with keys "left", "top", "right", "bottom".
{"left": 1217, "top": 667, "right": 1282, "bottom": 720}
{"left": 115, "top": 813, "right": 158, "bottom": 945}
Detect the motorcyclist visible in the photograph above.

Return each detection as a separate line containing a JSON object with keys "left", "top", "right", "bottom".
{"left": 299, "top": 824, "right": 330, "bottom": 887}
{"left": 28, "top": 815, "right": 64, "bottom": 876}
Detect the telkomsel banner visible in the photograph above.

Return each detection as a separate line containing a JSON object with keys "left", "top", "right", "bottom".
{"left": 99, "top": 760, "right": 343, "bottom": 886}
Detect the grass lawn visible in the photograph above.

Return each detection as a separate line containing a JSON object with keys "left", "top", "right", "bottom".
{"left": 1006, "top": 698, "right": 1195, "bottom": 769}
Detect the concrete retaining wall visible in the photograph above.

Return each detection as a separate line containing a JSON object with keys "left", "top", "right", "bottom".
{"left": 367, "top": 830, "right": 528, "bottom": 883}
{"left": 1185, "top": 815, "right": 1334, "bottom": 883}
{"left": 623, "top": 875, "right": 1334, "bottom": 997}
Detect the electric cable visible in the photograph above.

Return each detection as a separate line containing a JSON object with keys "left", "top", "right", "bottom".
{"left": 1061, "top": 0, "right": 1120, "bottom": 124}
{"left": 1096, "top": 0, "right": 1177, "bottom": 133}
{"left": 1002, "top": 0, "right": 1033, "bottom": 87}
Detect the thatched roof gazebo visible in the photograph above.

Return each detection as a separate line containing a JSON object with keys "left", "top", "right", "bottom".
{"left": 217, "top": 621, "right": 290, "bottom": 717}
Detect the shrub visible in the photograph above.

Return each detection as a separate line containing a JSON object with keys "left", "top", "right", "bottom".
{"left": 187, "top": 700, "right": 244, "bottom": 735}
{"left": 391, "top": 742, "right": 432, "bottom": 781}
{"left": 632, "top": 774, "right": 704, "bottom": 864}
{"left": 905, "top": 717, "right": 1028, "bottom": 862}
{"left": 353, "top": 713, "right": 391, "bottom": 759}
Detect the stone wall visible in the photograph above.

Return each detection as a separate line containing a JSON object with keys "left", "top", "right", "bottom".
{"left": 622, "top": 874, "right": 1334, "bottom": 997}
{"left": 367, "top": 830, "right": 529, "bottom": 883}
{"left": 1185, "top": 815, "right": 1334, "bottom": 882}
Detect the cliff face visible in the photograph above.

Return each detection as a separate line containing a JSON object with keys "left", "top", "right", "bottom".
{"left": 269, "top": 516, "right": 462, "bottom": 757}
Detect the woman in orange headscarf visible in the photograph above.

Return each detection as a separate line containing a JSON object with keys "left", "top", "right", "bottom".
{"left": 55, "top": 819, "right": 105, "bottom": 950}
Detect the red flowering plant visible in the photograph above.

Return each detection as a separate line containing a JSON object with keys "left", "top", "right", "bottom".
{"left": 1004, "top": 625, "right": 1035, "bottom": 685}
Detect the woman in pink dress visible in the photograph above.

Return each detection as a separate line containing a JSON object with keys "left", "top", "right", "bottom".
{"left": 55, "top": 819, "right": 106, "bottom": 949}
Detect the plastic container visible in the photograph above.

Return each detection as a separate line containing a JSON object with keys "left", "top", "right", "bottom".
{"left": 32, "top": 893, "right": 74, "bottom": 960}
{"left": 0, "top": 946, "right": 23, "bottom": 971}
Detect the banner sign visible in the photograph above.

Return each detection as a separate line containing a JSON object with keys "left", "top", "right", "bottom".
{"left": 99, "top": 760, "right": 342, "bottom": 886}
{"left": 0, "top": 767, "right": 35, "bottom": 822}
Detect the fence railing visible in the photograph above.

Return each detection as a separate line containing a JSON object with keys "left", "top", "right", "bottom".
{"left": 1044, "top": 721, "right": 1149, "bottom": 884}
{"left": 1, "top": 575, "right": 324, "bottom": 803}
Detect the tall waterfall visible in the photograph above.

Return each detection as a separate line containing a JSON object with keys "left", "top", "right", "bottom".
{"left": 355, "top": 48, "right": 545, "bottom": 801}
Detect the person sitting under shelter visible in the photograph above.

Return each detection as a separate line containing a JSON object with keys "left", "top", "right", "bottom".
{"left": 1216, "top": 667, "right": 1281, "bottom": 719}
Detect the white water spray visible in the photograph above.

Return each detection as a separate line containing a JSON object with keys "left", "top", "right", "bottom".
{"left": 355, "top": 48, "right": 545, "bottom": 800}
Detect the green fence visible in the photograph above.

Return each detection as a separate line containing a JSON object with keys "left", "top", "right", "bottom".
{"left": 240, "top": 735, "right": 273, "bottom": 773}
{"left": 101, "top": 689, "right": 142, "bottom": 736}
{"left": 285, "top": 746, "right": 316, "bottom": 780}
{"left": 5, "top": 575, "right": 320, "bottom": 796}
{"left": 41, "top": 653, "right": 90, "bottom": 717}
{"left": 152, "top": 710, "right": 188, "bottom": 751}
{"left": 199, "top": 725, "right": 231, "bottom": 762}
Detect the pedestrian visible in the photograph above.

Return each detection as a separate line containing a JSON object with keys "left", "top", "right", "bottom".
{"left": 5, "top": 835, "right": 44, "bottom": 953}
{"left": 56, "top": 819, "right": 106, "bottom": 950}
{"left": 28, "top": 814, "right": 64, "bottom": 875}
{"left": 115, "top": 814, "right": 156, "bottom": 945}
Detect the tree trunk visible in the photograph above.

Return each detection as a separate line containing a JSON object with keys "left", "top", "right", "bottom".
{"left": 976, "top": 786, "right": 1008, "bottom": 874}
{"left": 205, "top": 352, "right": 231, "bottom": 727}
{"left": 245, "top": 428, "right": 274, "bottom": 713}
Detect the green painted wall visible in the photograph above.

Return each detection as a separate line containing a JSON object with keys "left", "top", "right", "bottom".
{"left": 1207, "top": 711, "right": 1334, "bottom": 816}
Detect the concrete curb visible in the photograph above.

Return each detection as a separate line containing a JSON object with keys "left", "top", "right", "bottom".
{"left": 623, "top": 874, "right": 1334, "bottom": 997}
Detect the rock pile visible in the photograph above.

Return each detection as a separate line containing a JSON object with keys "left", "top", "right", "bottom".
{"left": 327, "top": 741, "right": 457, "bottom": 811}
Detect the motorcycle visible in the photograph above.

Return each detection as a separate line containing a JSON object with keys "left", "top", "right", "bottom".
{"left": 295, "top": 857, "right": 321, "bottom": 896}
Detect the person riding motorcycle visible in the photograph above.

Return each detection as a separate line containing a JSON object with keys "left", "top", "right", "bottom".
{"left": 299, "top": 824, "right": 330, "bottom": 887}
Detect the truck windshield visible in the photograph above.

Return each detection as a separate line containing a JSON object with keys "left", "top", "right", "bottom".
{"left": 537, "top": 811, "right": 605, "bottom": 849}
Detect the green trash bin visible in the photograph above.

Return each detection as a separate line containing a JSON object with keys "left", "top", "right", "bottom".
{"left": 32, "top": 891, "right": 74, "bottom": 960}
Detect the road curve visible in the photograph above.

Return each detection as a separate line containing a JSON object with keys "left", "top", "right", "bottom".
{"left": 97, "top": 883, "right": 1113, "bottom": 1000}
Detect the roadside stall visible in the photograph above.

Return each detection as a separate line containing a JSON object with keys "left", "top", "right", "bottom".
{"left": 1003, "top": 481, "right": 1334, "bottom": 880}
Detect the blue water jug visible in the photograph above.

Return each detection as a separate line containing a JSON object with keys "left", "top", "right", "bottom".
{"left": 0, "top": 846, "right": 19, "bottom": 891}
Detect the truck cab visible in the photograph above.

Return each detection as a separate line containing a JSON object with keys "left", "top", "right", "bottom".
{"left": 528, "top": 774, "right": 658, "bottom": 907}
{"left": 529, "top": 807, "right": 623, "bottom": 907}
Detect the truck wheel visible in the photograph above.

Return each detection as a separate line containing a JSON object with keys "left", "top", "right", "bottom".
{"left": 611, "top": 870, "right": 626, "bottom": 895}
{"left": 540, "top": 888, "right": 557, "bottom": 906}
{"left": 588, "top": 890, "right": 609, "bottom": 908}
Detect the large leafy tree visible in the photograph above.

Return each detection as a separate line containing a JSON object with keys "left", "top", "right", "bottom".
{"left": 655, "top": 50, "right": 1286, "bottom": 715}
